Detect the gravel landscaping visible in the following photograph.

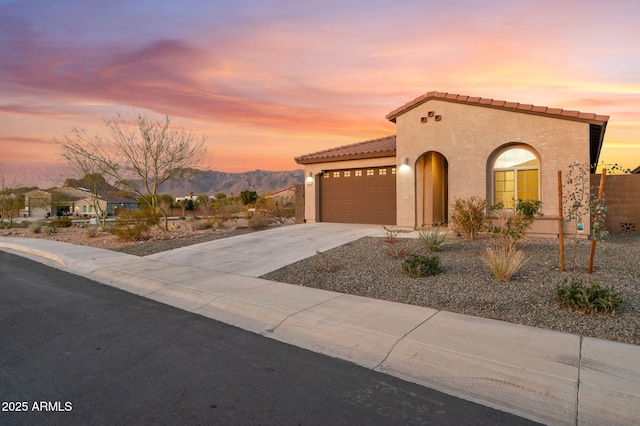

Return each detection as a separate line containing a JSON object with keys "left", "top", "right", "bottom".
{"left": 262, "top": 232, "right": 640, "bottom": 346}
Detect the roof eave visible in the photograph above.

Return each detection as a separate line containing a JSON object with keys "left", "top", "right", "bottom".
{"left": 386, "top": 92, "right": 609, "bottom": 126}
{"left": 295, "top": 150, "right": 397, "bottom": 165}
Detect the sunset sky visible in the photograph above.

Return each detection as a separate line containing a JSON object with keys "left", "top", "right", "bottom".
{"left": 1, "top": 0, "right": 638, "bottom": 187}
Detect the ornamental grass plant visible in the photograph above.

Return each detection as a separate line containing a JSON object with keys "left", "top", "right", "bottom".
{"left": 484, "top": 246, "right": 526, "bottom": 281}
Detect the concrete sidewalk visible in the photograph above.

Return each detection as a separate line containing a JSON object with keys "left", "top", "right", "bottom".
{"left": 1, "top": 223, "right": 638, "bottom": 426}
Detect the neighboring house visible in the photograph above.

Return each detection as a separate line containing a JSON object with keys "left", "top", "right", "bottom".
{"left": 265, "top": 186, "right": 296, "bottom": 206}
{"left": 51, "top": 186, "right": 106, "bottom": 217}
{"left": 296, "top": 91, "right": 609, "bottom": 237}
{"left": 23, "top": 189, "right": 51, "bottom": 218}
{"left": 23, "top": 187, "right": 138, "bottom": 218}
{"left": 104, "top": 194, "right": 139, "bottom": 215}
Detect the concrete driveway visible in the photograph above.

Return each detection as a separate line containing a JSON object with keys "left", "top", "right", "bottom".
{"left": 146, "top": 222, "right": 384, "bottom": 276}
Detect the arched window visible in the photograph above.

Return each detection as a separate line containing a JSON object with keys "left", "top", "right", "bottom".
{"left": 493, "top": 147, "right": 539, "bottom": 208}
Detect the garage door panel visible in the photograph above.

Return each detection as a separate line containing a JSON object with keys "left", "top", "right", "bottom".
{"left": 319, "top": 167, "right": 396, "bottom": 225}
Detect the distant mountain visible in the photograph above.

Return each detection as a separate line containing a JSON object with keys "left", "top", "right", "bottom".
{"left": 144, "top": 169, "right": 305, "bottom": 197}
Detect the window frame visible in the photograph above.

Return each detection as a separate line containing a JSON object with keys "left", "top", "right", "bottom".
{"left": 490, "top": 145, "right": 540, "bottom": 209}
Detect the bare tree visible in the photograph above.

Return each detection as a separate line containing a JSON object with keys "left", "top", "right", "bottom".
{"left": 196, "top": 194, "right": 212, "bottom": 216}
{"left": 60, "top": 149, "right": 113, "bottom": 228}
{"left": 55, "top": 113, "right": 207, "bottom": 231}
{"left": 0, "top": 172, "right": 23, "bottom": 228}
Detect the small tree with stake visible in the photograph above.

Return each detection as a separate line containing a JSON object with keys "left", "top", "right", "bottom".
{"left": 559, "top": 161, "right": 628, "bottom": 273}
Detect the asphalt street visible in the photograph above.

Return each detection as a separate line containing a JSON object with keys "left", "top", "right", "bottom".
{"left": 0, "top": 251, "right": 540, "bottom": 425}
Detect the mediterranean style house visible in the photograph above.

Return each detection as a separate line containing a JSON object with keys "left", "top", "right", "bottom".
{"left": 295, "top": 91, "right": 609, "bottom": 237}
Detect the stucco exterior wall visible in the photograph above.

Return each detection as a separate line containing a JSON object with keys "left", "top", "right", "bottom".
{"left": 395, "top": 99, "right": 592, "bottom": 231}
{"left": 303, "top": 156, "right": 396, "bottom": 223}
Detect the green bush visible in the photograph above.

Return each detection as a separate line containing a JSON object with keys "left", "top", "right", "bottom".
{"left": 402, "top": 253, "right": 442, "bottom": 277}
{"left": 484, "top": 246, "right": 526, "bottom": 281}
{"left": 555, "top": 278, "right": 623, "bottom": 315}
{"left": 449, "top": 196, "right": 489, "bottom": 240}
{"left": 49, "top": 217, "right": 73, "bottom": 228}
{"left": 29, "top": 222, "right": 43, "bottom": 234}
{"left": 85, "top": 227, "right": 98, "bottom": 238}
{"left": 488, "top": 199, "right": 542, "bottom": 250}
{"left": 417, "top": 226, "right": 447, "bottom": 253}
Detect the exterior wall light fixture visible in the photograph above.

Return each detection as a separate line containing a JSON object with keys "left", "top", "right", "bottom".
{"left": 400, "top": 157, "right": 411, "bottom": 172}
{"left": 306, "top": 172, "right": 314, "bottom": 184}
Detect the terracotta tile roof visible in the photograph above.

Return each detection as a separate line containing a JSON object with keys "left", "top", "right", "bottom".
{"left": 386, "top": 90, "right": 610, "bottom": 124}
{"left": 295, "top": 135, "right": 396, "bottom": 164}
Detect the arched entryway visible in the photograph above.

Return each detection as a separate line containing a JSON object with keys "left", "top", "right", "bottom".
{"left": 416, "top": 152, "right": 448, "bottom": 226}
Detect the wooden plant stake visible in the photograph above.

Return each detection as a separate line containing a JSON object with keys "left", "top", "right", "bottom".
{"left": 558, "top": 170, "right": 565, "bottom": 272}
{"left": 588, "top": 169, "right": 607, "bottom": 274}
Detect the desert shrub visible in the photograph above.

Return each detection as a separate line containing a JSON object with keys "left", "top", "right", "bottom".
{"left": 2, "top": 220, "right": 28, "bottom": 229}
{"left": 417, "top": 226, "right": 447, "bottom": 253}
{"left": 402, "top": 253, "right": 442, "bottom": 277}
{"left": 114, "top": 212, "right": 152, "bottom": 241}
{"left": 488, "top": 199, "right": 543, "bottom": 250}
{"left": 382, "top": 226, "right": 410, "bottom": 258}
{"left": 248, "top": 212, "right": 272, "bottom": 230}
{"left": 212, "top": 214, "right": 234, "bottom": 228}
{"left": 449, "top": 196, "right": 489, "bottom": 240}
{"left": 85, "top": 227, "right": 98, "bottom": 238}
{"left": 270, "top": 205, "right": 295, "bottom": 225}
{"left": 44, "top": 225, "right": 58, "bottom": 235}
{"left": 114, "top": 222, "right": 150, "bottom": 241}
{"left": 49, "top": 217, "right": 73, "bottom": 228}
{"left": 555, "top": 278, "right": 622, "bottom": 315}
{"left": 191, "top": 217, "right": 232, "bottom": 230}
{"left": 484, "top": 246, "right": 526, "bottom": 281}
{"left": 29, "top": 221, "right": 43, "bottom": 234}
{"left": 191, "top": 220, "right": 214, "bottom": 231}
{"left": 102, "top": 223, "right": 116, "bottom": 234}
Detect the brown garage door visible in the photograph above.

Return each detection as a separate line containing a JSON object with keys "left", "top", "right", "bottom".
{"left": 319, "top": 166, "right": 396, "bottom": 225}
